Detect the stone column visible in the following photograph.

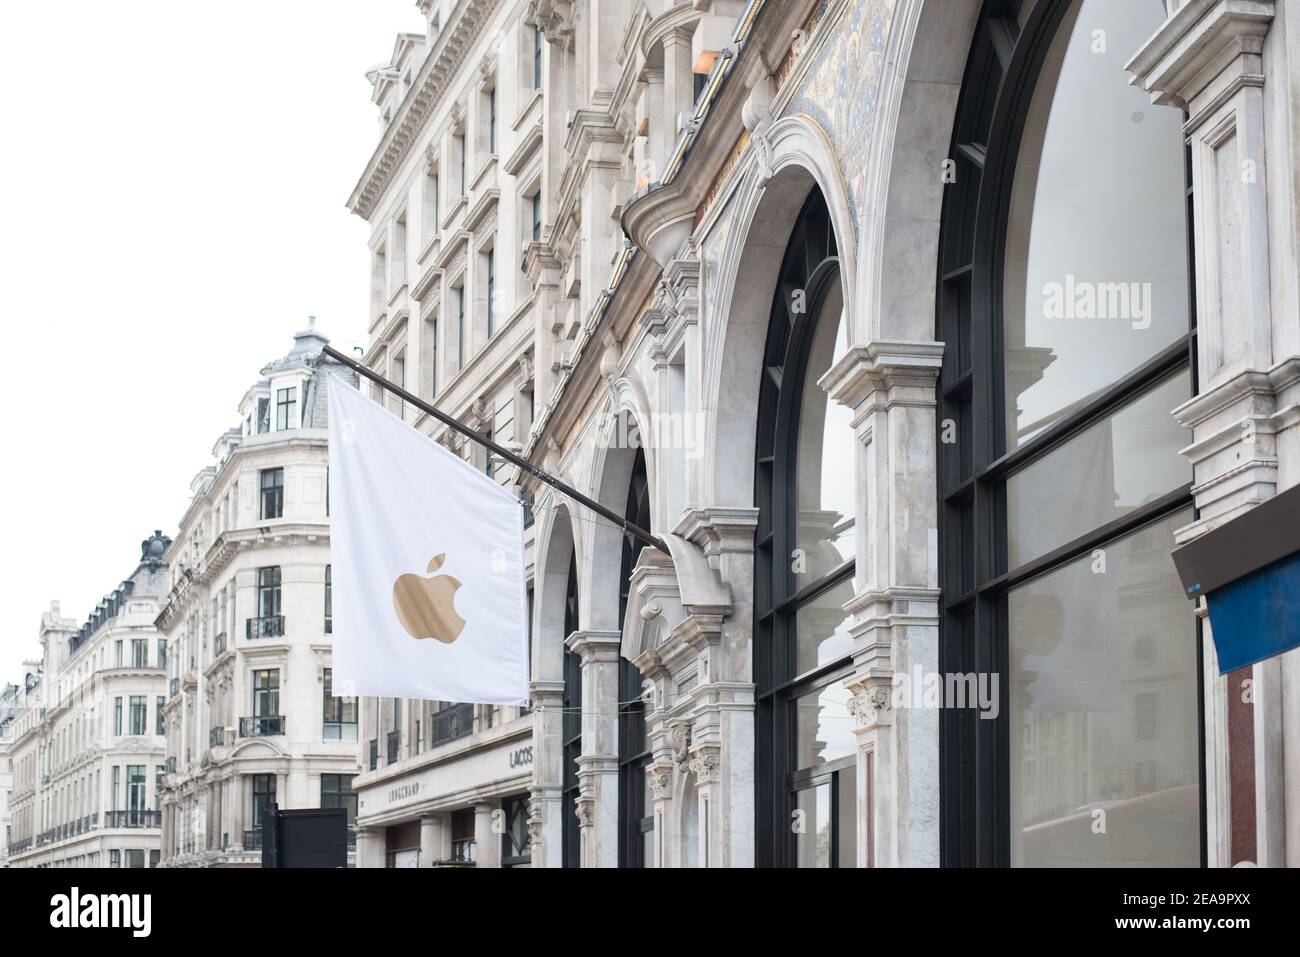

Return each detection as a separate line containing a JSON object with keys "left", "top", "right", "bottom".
{"left": 1128, "top": 0, "right": 1297, "bottom": 869}
{"left": 473, "top": 802, "right": 501, "bottom": 868}
{"left": 566, "top": 630, "right": 621, "bottom": 868}
{"left": 419, "top": 815, "right": 443, "bottom": 868}
{"left": 229, "top": 775, "right": 244, "bottom": 851}
{"left": 822, "top": 339, "right": 945, "bottom": 868}
{"left": 355, "top": 826, "right": 383, "bottom": 869}
{"left": 529, "top": 680, "right": 564, "bottom": 867}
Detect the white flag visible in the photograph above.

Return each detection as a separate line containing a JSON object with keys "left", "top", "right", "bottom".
{"left": 327, "top": 380, "right": 530, "bottom": 705}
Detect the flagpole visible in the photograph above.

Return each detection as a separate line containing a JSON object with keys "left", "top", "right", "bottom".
{"left": 321, "top": 345, "right": 669, "bottom": 555}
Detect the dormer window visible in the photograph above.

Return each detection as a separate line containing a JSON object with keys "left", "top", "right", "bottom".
{"left": 276, "top": 386, "right": 297, "bottom": 430}
{"left": 256, "top": 396, "right": 270, "bottom": 434}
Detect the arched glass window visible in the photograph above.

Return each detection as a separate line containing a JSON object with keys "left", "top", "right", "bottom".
{"left": 560, "top": 546, "right": 581, "bottom": 868}
{"left": 937, "top": 0, "right": 1201, "bottom": 867}
{"left": 755, "top": 189, "right": 858, "bottom": 867}
{"left": 618, "top": 447, "right": 653, "bottom": 867}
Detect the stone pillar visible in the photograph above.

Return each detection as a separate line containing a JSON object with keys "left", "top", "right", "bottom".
{"left": 355, "top": 826, "right": 384, "bottom": 869}
{"left": 1128, "top": 0, "right": 1297, "bottom": 869}
{"left": 566, "top": 630, "right": 621, "bottom": 868}
{"left": 822, "top": 339, "right": 945, "bottom": 868}
{"left": 529, "top": 680, "right": 564, "bottom": 867}
{"left": 473, "top": 802, "right": 501, "bottom": 868}
{"left": 646, "top": 761, "right": 675, "bottom": 868}
{"left": 229, "top": 775, "right": 244, "bottom": 851}
{"left": 419, "top": 815, "right": 443, "bottom": 868}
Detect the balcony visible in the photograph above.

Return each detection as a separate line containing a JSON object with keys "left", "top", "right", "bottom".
{"left": 240, "top": 715, "right": 285, "bottom": 737}
{"left": 213, "top": 632, "right": 227, "bottom": 657}
{"left": 246, "top": 615, "right": 285, "bottom": 639}
{"left": 243, "top": 829, "right": 263, "bottom": 851}
{"left": 386, "top": 730, "right": 400, "bottom": 764}
{"left": 429, "top": 703, "right": 474, "bottom": 747}
{"left": 323, "top": 721, "right": 359, "bottom": 743}
{"left": 105, "top": 810, "right": 161, "bottom": 829}
{"left": 169, "top": 677, "right": 180, "bottom": 698}
{"left": 209, "top": 726, "right": 228, "bottom": 748}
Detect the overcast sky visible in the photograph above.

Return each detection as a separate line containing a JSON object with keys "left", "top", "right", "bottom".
{"left": 0, "top": 1, "right": 424, "bottom": 681}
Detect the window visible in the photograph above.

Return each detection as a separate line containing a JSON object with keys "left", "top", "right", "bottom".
{"left": 115, "top": 640, "right": 123, "bottom": 668}
{"left": 531, "top": 192, "right": 542, "bottom": 242}
{"left": 109, "top": 849, "right": 121, "bottom": 868}
{"left": 131, "top": 639, "right": 147, "bottom": 668}
{"left": 275, "top": 387, "right": 297, "bottom": 431}
{"left": 257, "top": 566, "right": 281, "bottom": 619}
{"left": 618, "top": 448, "right": 653, "bottom": 867}
{"left": 324, "top": 565, "right": 333, "bottom": 634}
{"left": 251, "top": 774, "right": 276, "bottom": 831}
{"left": 936, "top": 0, "right": 1199, "bottom": 867}
{"left": 260, "top": 468, "right": 284, "bottom": 520}
{"left": 127, "top": 765, "right": 145, "bottom": 826}
{"left": 322, "top": 668, "right": 358, "bottom": 742}
{"left": 114, "top": 697, "right": 123, "bottom": 736}
{"left": 427, "top": 315, "right": 439, "bottom": 397}
{"left": 455, "top": 133, "right": 466, "bottom": 196}
{"left": 155, "top": 697, "right": 165, "bottom": 736}
{"left": 155, "top": 766, "right": 163, "bottom": 811}
{"left": 502, "top": 794, "right": 532, "bottom": 867}
{"left": 157, "top": 638, "right": 167, "bottom": 670}
{"left": 561, "top": 547, "right": 581, "bottom": 868}
{"left": 253, "top": 669, "right": 279, "bottom": 718}
{"left": 451, "top": 808, "right": 476, "bottom": 863}
{"left": 533, "top": 26, "right": 543, "bottom": 89}
{"left": 111, "top": 765, "right": 121, "bottom": 811}
{"left": 256, "top": 396, "right": 270, "bottom": 433}
{"left": 455, "top": 284, "right": 466, "bottom": 369}
{"left": 487, "top": 87, "right": 497, "bottom": 155}
{"left": 755, "top": 189, "right": 857, "bottom": 868}
{"left": 485, "top": 248, "right": 495, "bottom": 338}
{"left": 321, "top": 774, "right": 357, "bottom": 825}
{"left": 129, "top": 696, "right": 147, "bottom": 736}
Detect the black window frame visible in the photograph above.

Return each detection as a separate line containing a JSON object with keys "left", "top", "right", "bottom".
{"left": 617, "top": 446, "right": 653, "bottom": 868}
{"left": 257, "top": 566, "right": 281, "bottom": 619}
{"left": 275, "top": 387, "right": 297, "bottom": 431}
{"left": 320, "top": 773, "right": 357, "bottom": 825}
{"left": 501, "top": 793, "right": 532, "bottom": 867}
{"left": 260, "top": 468, "right": 284, "bottom": 520}
{"left": 753, "top": 188, "right": 853, "bottom": 868}
{"left": 251, "top": 773, "right": 276, "bottom": 832}
{"left": 560, "top": 547, "right": 581, "bottom": 868}
{"left": 934, "top": 0, "right": 1204, "bottom": 867}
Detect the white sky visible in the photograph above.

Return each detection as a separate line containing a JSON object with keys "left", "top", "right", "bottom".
{"left": 0, "top": 0, "right": 424, "bottom": 681}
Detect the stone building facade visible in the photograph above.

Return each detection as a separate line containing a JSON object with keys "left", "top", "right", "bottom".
{"left": 355, "top": 0, "right": 1300, "bottom": 867}
{"left": 4, "top": 538, "right": 172, "bottom": 869}
{"left": 156, "top": 324, "right": 362, "bottom": 867}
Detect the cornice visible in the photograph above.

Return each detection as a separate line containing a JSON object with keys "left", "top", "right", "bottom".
{"left": 348, "top": 0, "right": 504, "bottom": 220}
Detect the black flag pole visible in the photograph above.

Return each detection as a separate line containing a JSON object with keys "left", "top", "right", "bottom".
{"left": 321, "top": 344, "right": 668, "bottom": 554}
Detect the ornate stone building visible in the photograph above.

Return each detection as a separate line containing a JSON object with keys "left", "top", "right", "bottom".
{"left": 355, "top": 0, "right": 1300, "bottom": 867}
{"left": 156, "top": 324, "right": 362, "bottom": 866}
{"left": 4, "top": 539, "right": 172, "bottom": 869}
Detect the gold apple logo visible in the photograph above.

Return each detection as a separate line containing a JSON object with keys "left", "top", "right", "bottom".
{"left": 392, "top": 554, "right": 467, "bottom": 643}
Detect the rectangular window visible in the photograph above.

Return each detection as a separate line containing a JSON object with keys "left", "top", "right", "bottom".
{"left": 533, "top": 27, "right": 543, "bottom": 89}
{"left": 115, "top": 640, "right": 123, "bottom": 668}
{"left": 257, "top": 566, "right": 281, "bottom": 619}
{"left": 321, "top": 773, "right": 358, "bottom": 825}
{"left": 114, "top": 697, "right": 123, "bottom": 736}
{"left": 502, "top": 793, "right": 532, "bottom": 866}
{"left": 256, "top": 396, "right": 270, "bottom": 433}
{"left": 456, "top": 285, "right": 465, "bottom": 369}
{"left": 260, "top": 468, "right": 284, "bottom": 520}
{"left": 156, "top": 697, "right": 165, "bottom": 736}
{"left": 275, "top": 387, "right": 297, "bottom": 431}
{"left": 127, "top": 765, "right": 145, "bottom": 826}
{"left": 251, "top": 774, "right": 276, "bottom": 831}
{"left": 155, "top": 766, "right": 163, "bottom": 811}
{"left": 428, "top": 316, "right": 438, "bottom": 397}
{"left": 109, "top": 849, "right": 121, "bottom": 868}
{"left": 488, "top": 87, "right": 497, "bottom": 155}
{"left": 456, "top": 133, "right": 466, "bottom": 196}
{"left": 131, "top": 639, "right": 147, "bottom": 668}
{"left": 157, "top": 638, "right": 167, "bottom": 670}
{"left": 324, "top": 565, "right": 332, "bottom": 634}
{"left": 486, "top": 249, "right": 495, "bottom": 338}
{"left": 111, "top": 765, "right": 120, "bottom": 811}
{"left": 253, "top": 669, "right": 280, "bottom": 718}
{"left": 129, "top": 696, "right": 147, "bottom": 736}
{"left": 322, "top": 668, "right": 358, "bottom": 742}
{"left": 532, "top": 193, "right": 542, "bottom": 242}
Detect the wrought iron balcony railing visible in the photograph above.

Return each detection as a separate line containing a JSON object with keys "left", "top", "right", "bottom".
{"left": 429, "top": 702, "right": 474, "bottom": 748}
{"left": 243, "top": 829, "right": 263, "bottom": 850}
{"left": 239, "top": 715, "right": 285, "bottom": 737}
{"left": 246, "top": 615, "right": 285, "bottom": 639}
{"left": 104, "top": 810, "right": 161, "bottom": 829}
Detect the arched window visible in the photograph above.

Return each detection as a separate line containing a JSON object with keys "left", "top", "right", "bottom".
{"left": 755, "top": 189, "right": 858, "bottom": 867}
{"left": 618, "top": 447, "right": 653, "bottom": 867}
{"left": 561, "top": 546, "right": 581, "bottom": 868}
{"left": 937, "top": 0, "right": 1201, "bottom": 867}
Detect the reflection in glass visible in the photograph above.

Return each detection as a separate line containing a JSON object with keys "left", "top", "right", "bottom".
{"left": 796, "top": 783, "right": 832, "bottom": 868}
{"left": 796, "top": 276, "right": 855, "bottom": 577}
{"left": 1009, "top": 510, "right": 1199, "bottom": 866}
{"left": 1003, "top": 0, "right": 1189, "bottom": 448}
{"left": 837, "top": 771, "right": 859, "bottom": 868}
{"left": 1007, "top": 371, "right": 1191, "bottom": 567}
{"left": 794, "top": 681, "right": 856, "bottom": 771}
{"left": 794, "top": 576, "right": 856, "bottom": 677}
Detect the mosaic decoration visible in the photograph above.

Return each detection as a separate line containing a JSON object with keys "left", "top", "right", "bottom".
{"left": 784, "top": 0, "right": 897, "bottom": 232}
